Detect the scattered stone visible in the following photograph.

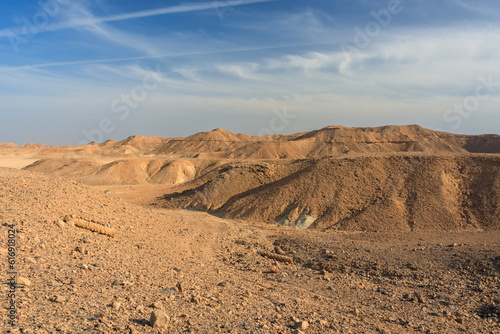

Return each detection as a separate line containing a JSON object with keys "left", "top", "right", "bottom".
{"left": 150, "top": 309, "right": 169, "bottom": 329}
{"left": 75, "top": 246, "right": 85, "bottom": 254}
{"left": 448, "top": 243, "right": 458, "bottom": 248}
{"left": 151, "top": 302, "right": 162, "bottom": 309}
{"left": 317, "top": 319, "right": 328, "bottom": 327}
{"left": 80, "top": 237, "right": 91, "bottom": 244}
{"left": 161, "top": 288, "right": 176, "bottom": 294}
{"left": 176, "top": 282, "right": 183, "bottom": 293}
{"left": 112, "top": 301, "right": 121, "bottom": 310}
{"left": 51, "top": 295, "right": 67, "bottom": 304}
{"left": 217, "top": 281, "right": 228, "bottom": 287}
{"left": 293, "top": 321, "right": 309, "bottom": 330}
{"left": 191, "top": 295, "right": 201, "bottom": 304}
{"left": 354, "top": 308, "right": 361, "bottom": 317}
{"left": 269, "top": 266, "right": 279, "bottom": 274}
{"left": 414, "top": 292, "right": 426, "bottom": 304}
{"left": 402, "top": 293, "right": 412, "bottom": 301}
{"left": 56, "top": 220, "right": 66, "bottom": 228}
{"left": 25, "top": 256, "right": 37, "bottom": 264}
{"left": 17, "top": 277, "right": 32, "bottom": 286}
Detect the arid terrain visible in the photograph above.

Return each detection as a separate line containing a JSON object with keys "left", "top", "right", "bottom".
{"left": 1, "top": 125, "right": 500, "bottom": 333}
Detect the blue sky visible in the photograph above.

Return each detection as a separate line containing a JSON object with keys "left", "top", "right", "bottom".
{"left": 0, "top": 0, "right": 499, "bottom": 145}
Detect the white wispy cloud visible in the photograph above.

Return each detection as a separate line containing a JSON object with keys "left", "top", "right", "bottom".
{"left": 2, "top": 15, "right": 499, "bottom": 145}
{"left": 0, "top": 0, "right": 275, "bottom": 38}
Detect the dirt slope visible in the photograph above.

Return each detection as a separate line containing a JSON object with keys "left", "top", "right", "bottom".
{"left": 23, "top": 159, "right": 197, "bottom": 186}
{"left": 157, "top": 154, "right": 500, "bottom": 232}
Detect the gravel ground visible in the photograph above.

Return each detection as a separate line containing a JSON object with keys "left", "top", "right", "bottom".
{"left": 1, "top": 167, "right": 499, "bottom": 333}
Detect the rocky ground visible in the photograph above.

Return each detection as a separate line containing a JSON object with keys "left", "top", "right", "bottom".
{"left": 1, "top": 167, "right": 499, "bottom": 333}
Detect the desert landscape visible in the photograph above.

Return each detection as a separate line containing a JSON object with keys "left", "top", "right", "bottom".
{"left": 1, "top": 125, "right": 500, "bottom": 333}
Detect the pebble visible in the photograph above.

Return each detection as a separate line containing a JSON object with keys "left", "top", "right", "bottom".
{"left": 217, "top": 281, "right": 228, "bottom": 287}
{"left": 151, "top": 302, "right": 162, "bottom": 309}
{"left": 75, "top": 246, "right": 85, "bottom": 254}
{"left": 25, "top": 257, "right": 37, "bottom": 264}
{"left": 112, "top": 301, "right": 121, "bottom": 310}
{"left": 52, "top": 295, "right": 67, "bottom": 303}
{"left": 150, "top": 309, "right": 169, "bottom": 329}
{"left": 161, "top": 289, "right": 176, "bottom": 294}
{"left": 293, "top": 321, "right": 309, "bottom": 330}
{"left": 414, "top": 292, "right": 426, "bottom": 304}
{"left": 270, "top": 266, "right": 279, "bottom": 274}
{"left": 18, "top": 277, "right": 32, "bottom": 286}
{"left": 317, "top": 319, "right": 328, "bottom": 327}
{"left": 56, "top": 220, "right": 66, "bottom": 228}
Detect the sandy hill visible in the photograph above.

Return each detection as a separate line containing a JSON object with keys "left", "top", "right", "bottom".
{"left": 0, "top": 143, "right": 18, "bottom": 150}
{"left": 5, "top": 124, "right": 500, "bottom": 232}
{"left": 24, "top": 158, "right": 197, "bottom": 185}
{"left": 156, "top": 154, "right": 500, "bottom": 232}
{"left": 5, "top": 125, "right": 500, "bottom": 159}
{"left": 149, "top": 125, "right": 500, "bottom": 159}
{"left": 112, "top": 135, "right": 168, "bottom": 151}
